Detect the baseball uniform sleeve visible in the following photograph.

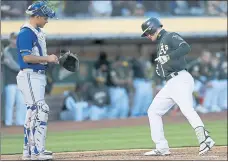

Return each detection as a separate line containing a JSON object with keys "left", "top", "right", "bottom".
{"left": 167, "top": 32, "right": 191, "bottom": 59}
{"left": 17, "top": 29, "right": 33, "bottom": 57}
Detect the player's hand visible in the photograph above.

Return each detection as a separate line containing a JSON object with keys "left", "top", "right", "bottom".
{"left": 47, "top": 54, "right": 59, "bottom": 63}
{"left": 155, "top": 55, "right": 170, "bottom": 64}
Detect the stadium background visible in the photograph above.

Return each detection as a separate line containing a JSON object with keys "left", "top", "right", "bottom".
{"left": 1, "top": 1, "right": 227, "bottom": 160}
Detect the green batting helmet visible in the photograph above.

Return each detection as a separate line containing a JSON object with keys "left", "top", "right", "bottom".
{"left": 141, "top": 17, "right": 163, "bottom": 37}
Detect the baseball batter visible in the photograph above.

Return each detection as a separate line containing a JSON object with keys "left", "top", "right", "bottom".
{"left": 16, "top": 1, "right": 58, "bottom": 160}
{"left": 141, "top": 17, "right": 215, "bottom": 156}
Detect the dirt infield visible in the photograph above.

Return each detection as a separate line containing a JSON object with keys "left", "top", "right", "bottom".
{"left": 1, "top": 146, "right": 227, "bottom": 160}
{"left": 1, "top": 111, "right": 227, "bottom": 160}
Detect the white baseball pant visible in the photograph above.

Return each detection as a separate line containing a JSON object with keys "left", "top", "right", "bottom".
{"left": 147, "top": 70, "right": 204, "bottom": 149}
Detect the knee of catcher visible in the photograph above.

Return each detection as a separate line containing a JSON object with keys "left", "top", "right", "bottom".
{"left": 36, "top": 100, "right": 50, "bottom": 124}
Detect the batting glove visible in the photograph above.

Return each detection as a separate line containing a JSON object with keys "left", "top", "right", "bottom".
{"left": 155, "top": 55, "right": 170, "bottom": 64}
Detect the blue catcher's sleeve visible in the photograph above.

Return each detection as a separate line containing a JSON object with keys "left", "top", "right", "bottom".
{"left": 17, "top": 29, "right": 34, "bottom": 57}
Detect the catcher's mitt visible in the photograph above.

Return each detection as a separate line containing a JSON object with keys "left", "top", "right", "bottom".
{"left": 59, "top": 50, "right": 79, "bottom": 72}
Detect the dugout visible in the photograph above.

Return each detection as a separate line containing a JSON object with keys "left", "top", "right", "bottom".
{"left": 1, "top": 17, "right": 227, "bottom": 121}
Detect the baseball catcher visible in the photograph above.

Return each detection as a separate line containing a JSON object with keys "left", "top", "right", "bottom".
{"left": 59, "top": 50, "right": 79, "bottom": 72}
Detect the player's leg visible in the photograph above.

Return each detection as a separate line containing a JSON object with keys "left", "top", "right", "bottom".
{"left": 4, "top": 84, "right": 17, "bottom": 126}
{"left": 144, "top": 84, "right": 175, "bottom": 156}
{"left": 218, "top": 79, "right": 227, "bottom": 109}
{"left": 17, "top": 72, "right": 34, "bottom": 160}
{"left": 89, "top": 105, "right": 106, "bottom": 121}
{"left": 74, "top": 101, "right": 89, "bottom": 121}
{"left": 60, "top": 96, "right": 76, "bottom": 121}
{"left": 142, "top": 80, "right": 153, "bottom": 115}
{"left": 131, "top": 79, "right": 145, "bottom": 117}
{"left": 15, "top": 89, "right": 27, "bottom": 126}
{"left": 17, "top": 72, "right": 52, "bottom": 160}
{"left": 202, "top": 80, "right": 221, "bottom": 112}
{"left": 170, "top": 71, "right": 215, "bottom": 155}
{"left": 107, "top": 87, "right": 121, "bottom": 119}
{"left": 119, "top": 88, "right": 130, "bottom": 118}
{"left": 27, "top": 73, "right": 52, "bottom": 160}
{"left": 205, "top": 80, "right": 221, "bottom": 112}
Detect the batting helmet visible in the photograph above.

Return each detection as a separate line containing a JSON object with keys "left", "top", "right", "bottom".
{"left": 141, "top": 17, "right": 163, "bottom": 37}
{"left": 25, "top": 1, "right": 55, "bottom": 18}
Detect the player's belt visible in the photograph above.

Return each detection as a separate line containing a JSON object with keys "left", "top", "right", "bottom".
{"left": 22, "top": 69, "right": 46, "bottom": 74}
{"left": 165, "top": 72, "right": 178, "bottom": 81}
{"left": 165, "top": 69, "right": 187, "bottom": 81}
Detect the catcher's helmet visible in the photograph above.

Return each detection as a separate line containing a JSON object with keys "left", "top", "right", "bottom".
{"left": 141, "top": 17, "right": 163, "bottom": 37}
{"left": 25, "top": 1, "right": 55, "bottom": 18}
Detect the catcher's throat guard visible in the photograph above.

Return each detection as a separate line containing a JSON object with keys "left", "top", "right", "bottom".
{"left": 59, "top": 51, "right": 79, "bottom": 72}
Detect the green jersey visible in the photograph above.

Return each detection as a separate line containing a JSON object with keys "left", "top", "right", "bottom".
{"left": 155, "top": 29, "right": 191, "bottom": 78}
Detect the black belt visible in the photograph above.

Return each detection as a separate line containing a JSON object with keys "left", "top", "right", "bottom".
{"left": 165, "top": 72, "right": 179, "bottom": 81}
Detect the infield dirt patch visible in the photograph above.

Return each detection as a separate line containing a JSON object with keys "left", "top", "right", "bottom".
{"left": 1, "top": 146, "right": 227, "bottom": 161}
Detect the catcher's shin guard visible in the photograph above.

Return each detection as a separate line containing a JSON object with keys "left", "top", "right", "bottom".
{"left": 23, "top": 106, "right": 32, "bottom": 158}
{"left": 30, "top": 100, "right": 49, "bottom": 155}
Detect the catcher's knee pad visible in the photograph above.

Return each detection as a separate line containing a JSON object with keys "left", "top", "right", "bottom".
{"left": 30, "top": 100, "right": 50, "bottom": 154}
{"left": 36, "top": 100, "right": 49, "bottom": 123}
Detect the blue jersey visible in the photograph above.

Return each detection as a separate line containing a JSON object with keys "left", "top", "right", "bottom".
{"left": 17, "top": 23, "right": 48, "bottom": 70}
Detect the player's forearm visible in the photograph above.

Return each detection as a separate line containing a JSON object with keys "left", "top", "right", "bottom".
{"left": 23, "top": 55, "right": 49, "bottom": 64}
{"left": 169, "top": 43, "right": 191, "bottom": 59}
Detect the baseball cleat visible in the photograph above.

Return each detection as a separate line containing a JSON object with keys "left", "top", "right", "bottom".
{"left": 144, "top": 149, "right": 171, "bottom": 156}
{"left": 22, "top": 155, "right": 31, "bottom": 160}
{"left": 22, "top": 148, "right": 52, "bottom": 160}
{"left": 199, "top": 137, "right": 215, "bottom": 155}
{"left": 31, "top": 153, "right": 53, "bottom": 161}
{"left": 44, "top": 150, "right": 53, "bottom": 155}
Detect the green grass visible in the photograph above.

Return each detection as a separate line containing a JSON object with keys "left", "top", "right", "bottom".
{"left": 1, "top": 120, "right": 227, "bottom": 154}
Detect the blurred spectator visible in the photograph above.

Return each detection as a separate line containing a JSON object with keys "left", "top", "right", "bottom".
{"left": 207, "top": 1, "right": 227, "bottom": 16}
{"left": 217, "top": 58, "right": 227, "bottom": 110}
{"left": 187, "top": 50, "right": 213, "bottom": 83}
{"left": 86, "top": 74, "right": 110, "bottom": 121}
{"left": 141, "top": 1, "right": 160, "bottom": 17}
{"left": 111, "top": 1, "right": 125, "bottom": 16}
{"left": 188, "top": 0, "right": 205, "bottom": 15}
{"left": 50, "top": 1, "right": 66, "bottom": 18}
{"left": 1, "top": 1, "right": 28, "bottom": 19}
{"left": 132, "top": 3, "right": 145, "bottom": 16}
{"left": 1, "top": 48, "right": 4, "bottom": 94}
{"left": 189, "top": 63, "right": 206, "bottom": 113}
{"left": 107, "top": 56, "right": 132, "bottom": 119}
{"left": 2, "top": 32, "right": 26, "bottom": 126}
{"left": 187, "top": 50, "right": 213, "bottom": 113}
{"left": 130, "top": 55, "right": 153, "bottom": 117}
{"left": 202, "top": 55, "right": 223, "bottom": 112}
{"left": 45, "top": 64, "right": 55, "bottom": 95}
{"left": 60, "top": 83, "right": 90, "bottom": 121}
{"left": 188, "top": 49, "right": 227, "bottom": 113}
{"left": 64, "top": 1, "right": 90, "bottom": 17}
{"left": 113, "top": 1, "right": 138, "bottom": 17}
{"left": 173, "top": 0, "right": 189, "bottom": 15}
{"left": 89, "top": 1, "right": 113, "bottom": 17}
{"left": 93, "top": 51, "right": 110, "bottom": 82}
